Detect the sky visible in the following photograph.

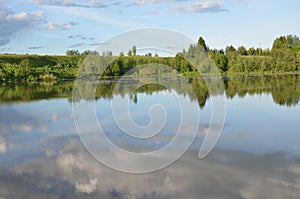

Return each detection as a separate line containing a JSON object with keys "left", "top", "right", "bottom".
{"left": 0, "top": 0, "right": 299, "bottom": 55}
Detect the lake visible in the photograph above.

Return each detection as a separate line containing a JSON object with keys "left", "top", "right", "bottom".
{"left": 0, "top": 74, "right": 300, "bottom": 198}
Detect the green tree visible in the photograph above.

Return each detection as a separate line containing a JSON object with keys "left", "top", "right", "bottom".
{"left": 128, "top": 49, "right": 133, "bottom": 56}
{"left": 247, "top": 47, "right": 256, "bottom": 55}
{"left": 197, "top": 37, "right": 208, "bottom": 51}
{"left": 286, "top": 34, "right": 300, "bottom": 55}
{"left": 15, "top": 59, "right": 30, "bottom": 80}
{"left": 215, "top": 54, "right": 228, "bottom": 72}
{"left": 81, "top": 50, "right": 99, "bottom": 56}
{"left": 237, "top": 46, "right": 248, "bottom": 55}
{"left": 272, "top": 36, "right": 288, "bottom": 51}
{"left": 66, "top": 50, "right": 80, "bottom": 56}
{"left": 256, "top": 48, "right": 263, "bottom": 56}
{"left": 225, "top": 45, "right": 236, "bottom": 56}
{"left": 132, "top": 46, "right": 137, "bottom": 56}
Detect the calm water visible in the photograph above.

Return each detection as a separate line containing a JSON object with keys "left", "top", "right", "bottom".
{"left": 0, "top": 75, "right": 300, "bottom": 198}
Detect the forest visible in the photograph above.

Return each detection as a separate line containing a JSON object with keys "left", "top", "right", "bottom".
{"left": 0, "top": 34, "right": 299, "bottom": 83}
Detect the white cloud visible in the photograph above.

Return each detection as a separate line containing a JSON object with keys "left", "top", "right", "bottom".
{"left": 234, "top": 0, "right": 251, "bottom": 2}
{"left": 0, "top": 1, "right": 78, "bottom": 46}
{"left": 132, "top": 0, "right": 188, "bottom": 5}
{"left": 75, "top": 178, "right": 98, "bottom": 194}
{"left": 68, "top": 42, "right": 85, "bottom": 48}
{"left": 0, "top": 137, "right": 7, "bottom": 154}
{"left": 0, "top": 1, "right": 45, "bottom": 46}
{"left": 18, "top": 123, "right": 33, "bottom": 133}
{"left": 134, "top": 0, "right": 146, "bottom": 5}
{"left": 6, "top": 12, "right": 30, "bottom": 20}
{"left": 9, "top": 138, "right": 300, "bottom": 199}
{"left": 10, "top": 122, "right": 48, "bottom": 133}
{"left": 129, "top": 0, "right": 227, "bottom": 14}
{"left": 47, "top": 22, "right": 72, "bottom": 30}
{"left": 32, "top": 0, "right": 108, "bottom": 8}
{"left": 5, "top": 11, "right": 45, "bottom": 21}
{"left": 175, "top": 0, "right": 227, "bottom": 13}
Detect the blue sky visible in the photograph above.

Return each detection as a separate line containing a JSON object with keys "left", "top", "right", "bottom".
{"left": 0, "top": 0, "right": 299, "bottom": 55}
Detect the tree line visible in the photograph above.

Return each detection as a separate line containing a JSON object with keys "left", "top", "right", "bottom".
{"left": 66, "top": 34, "right": 300, "bottom": 76}
{"left": 0, "top": 35, "right": 299, "bottom": 83}
{"left": 188, "top": 34, "right": 300, "bottom": 74}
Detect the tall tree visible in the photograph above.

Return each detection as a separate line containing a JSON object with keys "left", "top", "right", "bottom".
{"left": 248, "top": 47, "right": 256, "bottom": 56}
{"left": 225, "top": 45, "right": 236, "bottom": 56}
{"left": 132, "top": 46, "right": 137, "bottom": 56}
{"left": 286, "top": 34, "right": 300, "bottom": 55}
{"left": 128, "top": 49, "right": 133, "bottom": 56}
{"left": 272, "top": 36, "right": 288, "bottom": 51}
{"left": 237, "top": 46, "right": 248, "bottom": 55}
{"left": 197, "top": 37, "right": 208, "bottom": 51}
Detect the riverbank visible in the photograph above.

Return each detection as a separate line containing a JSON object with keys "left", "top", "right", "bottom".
{"left": 0, "top": 53, "right": 299, "bottom": 84}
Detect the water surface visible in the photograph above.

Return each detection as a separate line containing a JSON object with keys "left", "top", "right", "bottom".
{"left": 0, "top": 75, "right": 300, "bottom": 199}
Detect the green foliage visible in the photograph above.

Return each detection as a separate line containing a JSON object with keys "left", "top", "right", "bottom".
{"left": 248, "top": 47, "right": 256, "bottom": 56}
{"left": 272, "top": 36, "right": 288, "bottom": 51}
{"left": 16, "top": 59, "right": 31, "bottom": 79}
{"left": 197, "top": 37, "right": 208, "bottom": 51}
{"left": 209, "top": 49, "right": 228, "bottom": 72}
{"left": 66, "top": 50, "right": 80, "bottom": 56}
{"left": 0, "top": 34, "right": 300, "bottom": 83}
{"left": 237, "top": 46, "right": 248, "bottom": 56}
{"left": 226, "top": 45, "right": 236, "bottom": 54}
{"left": 286, "top": 35, "right": 300, "bottom": 55}
{"left": 81, "top": 50, "right": 99, "bottom": 56}
{"left": 128, "top": 49, "right": 133, "bottom": 56}
{"left": 205, "top": 35, "right": 300, "bottom": 74}
{"left": 0, "top": 54, "right": 81, "bottom": 83}
{"left": 132, "top": 46, "right": 137, "bottom": 56}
